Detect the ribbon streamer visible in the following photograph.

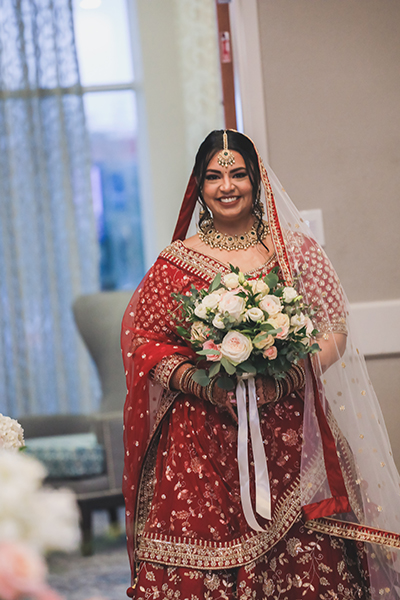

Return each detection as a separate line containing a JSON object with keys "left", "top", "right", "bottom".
{"left": 236, "top": 374, "right": 271, "bottom": 531}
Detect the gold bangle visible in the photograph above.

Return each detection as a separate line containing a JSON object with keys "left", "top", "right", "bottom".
{"left": 274, "top": 378, "right": 283, "bottom": 402}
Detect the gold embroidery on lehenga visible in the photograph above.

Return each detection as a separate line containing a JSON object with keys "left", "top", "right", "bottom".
{"left": 136, "top": 480, "right": 302, "bottom": 569}
{"left": 160, "top": 241, "right": 277, "bottom": 284}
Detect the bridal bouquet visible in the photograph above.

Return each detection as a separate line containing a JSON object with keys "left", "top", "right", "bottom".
{"left": 172, "top": 266, "right": 320, "bottom": 390}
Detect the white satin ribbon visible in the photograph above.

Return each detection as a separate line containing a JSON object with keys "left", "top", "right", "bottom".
{"left": 236, "top": 374, "right": 271, "bottom": 531}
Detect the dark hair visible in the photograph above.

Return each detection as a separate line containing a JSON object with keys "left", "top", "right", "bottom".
{"left": 193, "top": 130, "right": 266, "bottom": 245}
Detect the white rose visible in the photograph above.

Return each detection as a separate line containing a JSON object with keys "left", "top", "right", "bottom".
{"left": 218, "top": 291, "right": 246, "bottom": 323}
{"left": 268, "top": 313, "right": 290, "bottom": 339}
{"left": 220, "top": 331, "right": 253, "bottom": 365}
{"left": 29, "top": 488, "right": 80, "bottom": 552}
{"left": 202, "top": 293, "right": 220, "bottom": 310}
{"left": 223, "top": 273, "right": 240, "bottom": 289}
{"left": 259, "top": 295, "right": 282, "bottom": 316}
{"left": 245, "top": 307, "right": 264, "bottom": 322}
{"left": 251, "top": 280, "right": 270, "bottom": 298}
{"left": 282, "top": 287, "right": 298, "bottom": 303}
{"left": 291, "top": 312, "right": 307, "bottom": 332}
{"left": 306, "top": 317, "right": 314, "bottom": 335}
{"left": 0, "top": 415, "right": 24, "bottom": 451}
{"left": 212, "top": 313, "right": 225, "bottom": 329}
{"left": 194, "top": 303, "right": 207, "bottom": 319}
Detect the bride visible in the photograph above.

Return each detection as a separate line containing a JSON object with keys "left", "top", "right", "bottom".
{"left": 122, "top": 130, "right": 400, "bottom": 599}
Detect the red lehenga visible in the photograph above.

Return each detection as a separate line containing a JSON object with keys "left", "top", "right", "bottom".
{"left": 121, "top": 240, "right": 383, "bottom": 599}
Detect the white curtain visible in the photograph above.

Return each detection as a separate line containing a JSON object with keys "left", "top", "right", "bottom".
{"left": 0, "top": 0, "right": 100, "bottom": 416}
{"left": 173, "top": 0, "right": 224, "bottom": 172}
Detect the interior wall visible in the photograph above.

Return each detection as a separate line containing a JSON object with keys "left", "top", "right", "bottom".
{"left": 257, "top": 0, "right": 400, "bottom": 302}
{"left": 257, "top": 0, "right": 400, "bottom": 465}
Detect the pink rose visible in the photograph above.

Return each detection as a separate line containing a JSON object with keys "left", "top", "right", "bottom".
{"left": 0, "top": 542, "right": 51, "bottom": 600}
{"left": 263, "top": 346, "right": 278, "bottom": 360}
{"left": 36, "top": 588, "right": 65, "bottom": 600}
{"left": 203, "top": 340, "right": 221, "bottom": 362}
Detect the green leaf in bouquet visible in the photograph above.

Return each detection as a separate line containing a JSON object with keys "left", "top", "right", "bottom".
{"left": 236, "top": 360, "right": 257, "bottom": 375}
{"left": 229, "top": 264, "right": 240, "bottom": 274}
{"left": 208, "top": 361, "right": 221, "bottom": 377}
{"left": 209, "top": 272, "right": 222, "bottom": 292}
{"left": 264, "top": 271, "right": 279, "bottom": 289}
{"left": 176, "top": 326, "right": 189, "bottom": 338}
{"left": 221, "top": 357, "right": 237, "bottom": 375}
{"left": 253, "top": 332, "right": 273, "bottom": 345}
{"left": 197, "top": 348, "right": 221, "bottom": 356}
{"left": 309, "top": 342, "right": 321, "bottom": 354}
{"left": 192, "top": 369, "right": 210, "bottom": 386}
{"left": 259, "top": 322, "right": 274, "bottom": 331}
{"left": 216, "top": 376, "right": 236, "bottom": 391}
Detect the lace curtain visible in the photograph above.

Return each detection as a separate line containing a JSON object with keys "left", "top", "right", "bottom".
{"left": 0, "top": 0, "right": 100, "bottom": 416}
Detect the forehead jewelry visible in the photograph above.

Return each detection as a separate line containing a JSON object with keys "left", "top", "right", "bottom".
{"left": 217, "top": 131, "right": 235, "bottom": 168}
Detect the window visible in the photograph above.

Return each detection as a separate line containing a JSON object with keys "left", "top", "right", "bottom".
{"left": 73, "top": 0, "right": 146, "bottom": 290}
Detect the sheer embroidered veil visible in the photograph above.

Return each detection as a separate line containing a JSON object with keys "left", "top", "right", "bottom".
{"left": 171, "top": 130, "right": 400, "bottom": 596}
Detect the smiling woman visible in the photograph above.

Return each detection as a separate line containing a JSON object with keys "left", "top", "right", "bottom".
{"left": 121, "top": 130, "right": 400, "bottom": 599}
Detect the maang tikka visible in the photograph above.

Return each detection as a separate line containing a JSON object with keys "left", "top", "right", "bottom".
{"left": 217, "top": 131, "right": 235, "bottom": 168}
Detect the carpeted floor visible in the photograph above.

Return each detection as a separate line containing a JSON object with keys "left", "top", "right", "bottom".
{"left": 48, "top": 509, "right": 131, "bottom": 600}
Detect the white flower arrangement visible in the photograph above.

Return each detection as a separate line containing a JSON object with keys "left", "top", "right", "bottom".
{"left": 0, "top": 414, "right": 24, "bottom": 451}
{"left": 172, "top": 265, "right": 320, "bottom": 389}
{"left": 0, "top": 416, "right": 82, "bottom": 600}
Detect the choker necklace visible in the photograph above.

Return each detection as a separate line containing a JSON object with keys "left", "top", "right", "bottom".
{"left": 198, "top": 220, "right": 269, "bottom": 251}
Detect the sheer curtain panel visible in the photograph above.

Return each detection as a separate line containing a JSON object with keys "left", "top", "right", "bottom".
{"left": 0, "top": 0, "right": 100, "bottom": 417}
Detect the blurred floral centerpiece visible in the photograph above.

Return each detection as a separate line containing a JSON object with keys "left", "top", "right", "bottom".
{"left": 172, "top": 266, "right": 320, "bottom": 389}
{"left": 0, "top": 414, "right": 80, "bottom": 600}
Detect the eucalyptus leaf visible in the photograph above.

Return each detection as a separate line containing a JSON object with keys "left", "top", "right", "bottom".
{"left": 264, "top": 272, "right": 279, "bottom": 288}
{"left": 208, "top": 362, "right": 221, "bottom": 377}
{"left": 176, "top": 326, "right": 189, "bottom": 337}
{"left": 237, "top": 360, "right": 257, "bottom": 375}
{"left": 221, "top": 357, "right": 236, "bottom": 375}
{"left": 209, "top": 272, "right": 222, "bottom": 292}
{"left": 217, "top": 377, "right": 236, "bottom": 391}
{"left": 192, "top": 370, "right": 210, "bottom": 386}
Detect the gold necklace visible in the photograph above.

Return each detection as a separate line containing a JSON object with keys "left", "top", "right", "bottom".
{"left": 198, "top": 220, "right": 269, "bottom": 251}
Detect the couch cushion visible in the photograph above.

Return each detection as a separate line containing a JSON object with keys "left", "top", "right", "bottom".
{"left": 25, "top": 433, "right": 105, "bottom": 478}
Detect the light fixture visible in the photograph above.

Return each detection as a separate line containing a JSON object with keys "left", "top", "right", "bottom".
{"left": 79, "top": 0, "right": 102, "bottom": 9}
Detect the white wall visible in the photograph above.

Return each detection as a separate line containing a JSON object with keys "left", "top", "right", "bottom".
{"left": 253, "top": 0, "right": 400, "bottom": 466}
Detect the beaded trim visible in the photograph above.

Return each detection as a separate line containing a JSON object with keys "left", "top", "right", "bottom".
{"left": 137, "top": 480, "right": 302, "bottom": 569}
{"left": 152, "top": 354, "right": 192, "bottom": 390}
{"left": 160, "top": 241, "right": 277, "bottom": 284}
{"left": 305, "top": 517, "right": 400, "bottom": 550}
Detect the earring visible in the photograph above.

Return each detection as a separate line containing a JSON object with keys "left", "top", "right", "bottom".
{"left": 198, "top": 202, "right": 213, "bottom": 233}
{"left": 252, "top": 185, "right": 264, "bottom": 216}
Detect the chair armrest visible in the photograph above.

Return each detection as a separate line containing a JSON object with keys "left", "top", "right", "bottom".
{"left": 91, "top": 412, "right": 124, "bottom": 491}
